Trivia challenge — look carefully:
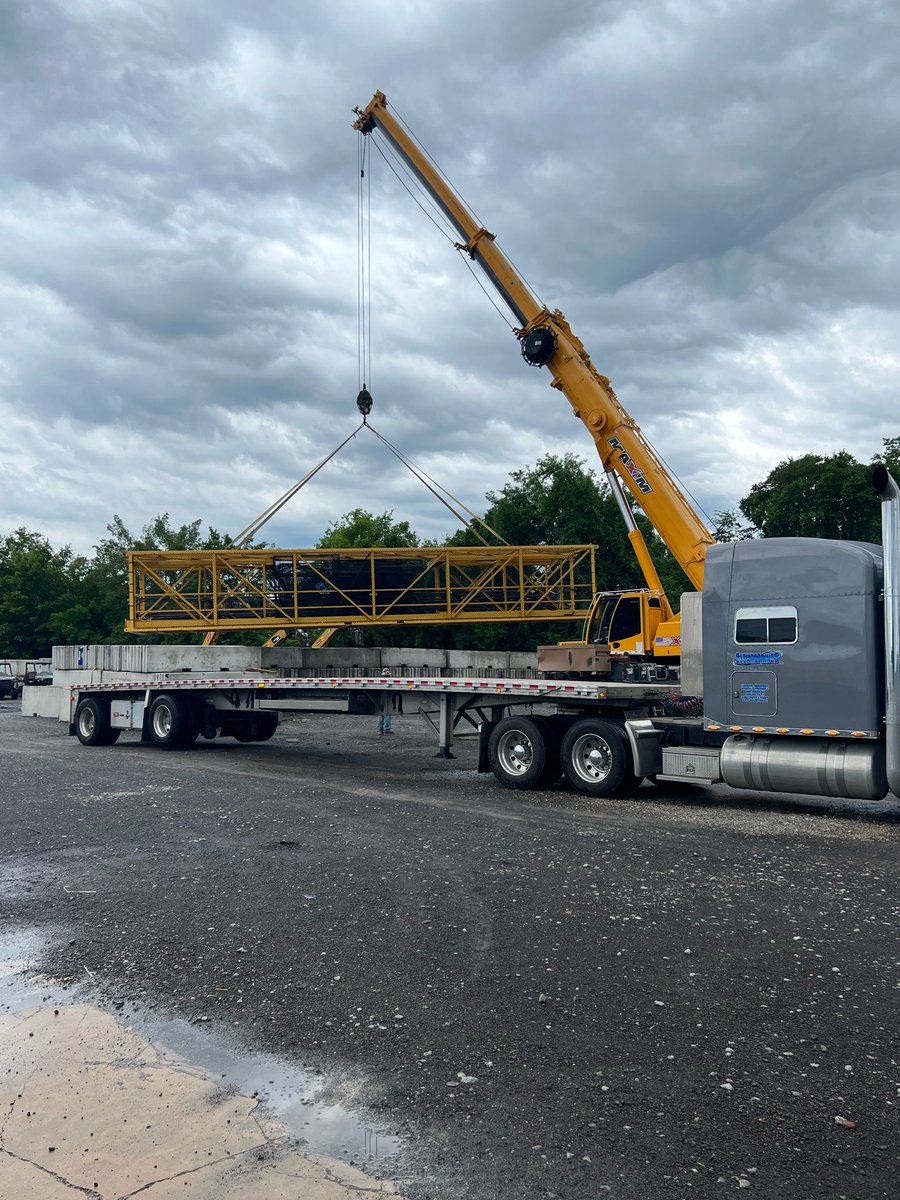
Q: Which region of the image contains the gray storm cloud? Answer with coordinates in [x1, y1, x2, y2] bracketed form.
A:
[1, 0, 898, 553]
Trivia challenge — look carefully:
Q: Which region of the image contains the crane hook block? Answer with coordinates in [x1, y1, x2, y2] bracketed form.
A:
[521, 326, 557, 368]
[356, 388, 373, 417]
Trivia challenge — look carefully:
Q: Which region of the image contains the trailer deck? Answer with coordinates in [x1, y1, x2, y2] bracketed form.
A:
[69, 673, 679, 757]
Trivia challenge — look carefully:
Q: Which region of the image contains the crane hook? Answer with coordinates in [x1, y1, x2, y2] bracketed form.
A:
[356, 388, 373, 423]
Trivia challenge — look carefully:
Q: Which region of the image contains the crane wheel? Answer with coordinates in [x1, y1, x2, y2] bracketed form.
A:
[520, 326, 557, 367]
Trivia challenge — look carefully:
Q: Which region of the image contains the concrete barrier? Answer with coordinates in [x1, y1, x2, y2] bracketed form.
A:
[21, 685, 69, 721]
[29, 643, 543, 724]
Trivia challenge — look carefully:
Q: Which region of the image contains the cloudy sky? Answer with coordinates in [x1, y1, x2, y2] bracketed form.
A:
[2, 0, 898, 557]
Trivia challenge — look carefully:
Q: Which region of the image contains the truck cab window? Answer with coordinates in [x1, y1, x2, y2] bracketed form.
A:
[734, 606, 798, 645]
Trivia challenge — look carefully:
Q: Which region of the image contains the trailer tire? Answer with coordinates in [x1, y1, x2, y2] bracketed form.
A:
[233, 712, 279, 742]
[252, 711, 279, 741]
[74, 698, 120, 747]
[560, 718, 632, 797]
[147, 694, 200, 750]
[489, 715, 560, 790]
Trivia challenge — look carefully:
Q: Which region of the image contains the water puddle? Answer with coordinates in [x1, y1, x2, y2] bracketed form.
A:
[127, 1010, 402, 1164]
[0, 927, 404, 1198]
[0, 926, 59, 1012]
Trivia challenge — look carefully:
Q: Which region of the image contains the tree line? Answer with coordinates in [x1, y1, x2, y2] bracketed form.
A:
[1, 439, 896, 657]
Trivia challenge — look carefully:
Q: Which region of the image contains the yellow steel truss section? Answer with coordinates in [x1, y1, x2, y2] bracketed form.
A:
[126, 545, 597, 634]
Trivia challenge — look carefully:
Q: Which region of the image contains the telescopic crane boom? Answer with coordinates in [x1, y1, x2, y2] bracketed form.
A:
[354, 92, 714, 637]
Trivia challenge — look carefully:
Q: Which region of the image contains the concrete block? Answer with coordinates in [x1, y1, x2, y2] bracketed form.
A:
[52, 644, 266, 674]
[380, 649, 448, 676]
[21, 685, 69, 721]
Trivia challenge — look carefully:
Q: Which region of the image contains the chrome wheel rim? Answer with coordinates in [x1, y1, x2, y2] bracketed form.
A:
[78, 707, 96, 738]
[569, 733, 613, 784]
[152, 704, 173, 739]
[496, 728, 535, 776]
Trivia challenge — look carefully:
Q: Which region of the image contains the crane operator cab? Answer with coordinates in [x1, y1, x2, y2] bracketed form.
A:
[537, 588, 680, 681]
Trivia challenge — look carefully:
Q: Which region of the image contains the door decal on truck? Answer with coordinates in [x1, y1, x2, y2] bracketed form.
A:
[739, 681, 771, 703]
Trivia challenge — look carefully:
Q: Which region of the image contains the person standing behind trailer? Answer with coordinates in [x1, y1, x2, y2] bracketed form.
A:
[378, 667, 395, 734]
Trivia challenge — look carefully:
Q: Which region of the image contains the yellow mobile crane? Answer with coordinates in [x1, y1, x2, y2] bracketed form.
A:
[354, 92, 715, 675]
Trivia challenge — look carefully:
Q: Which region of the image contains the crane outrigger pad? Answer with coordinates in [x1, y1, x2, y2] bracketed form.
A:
[125, 544, 597, 635]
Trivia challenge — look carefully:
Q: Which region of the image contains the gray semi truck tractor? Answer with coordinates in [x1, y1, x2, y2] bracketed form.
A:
[481, 466, 900, 803]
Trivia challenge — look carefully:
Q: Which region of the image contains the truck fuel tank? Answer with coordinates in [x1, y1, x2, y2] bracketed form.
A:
[720, 734, 888, 801]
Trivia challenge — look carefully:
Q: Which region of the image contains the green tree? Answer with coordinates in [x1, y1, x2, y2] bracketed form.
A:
[319, 455, 700, 652]
[449, 453, 629, 567]
[439, 454, 651, 651]
[0, 529, 86, 655]
[739, 451, 879, 541]
[316, 509, 419, 549]
[710, 508, 757, 542]
[85, 513, 238, 644]
[874, 436, 900, 478]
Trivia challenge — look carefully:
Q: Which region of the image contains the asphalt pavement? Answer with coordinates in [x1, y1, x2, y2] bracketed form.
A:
[1, 699, 899, 1199]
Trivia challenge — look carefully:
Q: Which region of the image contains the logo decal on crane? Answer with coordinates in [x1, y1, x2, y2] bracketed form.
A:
[608, 437, 653, 495]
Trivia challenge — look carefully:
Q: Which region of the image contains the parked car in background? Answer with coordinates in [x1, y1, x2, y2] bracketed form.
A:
[0, 662, 20, 700]
[24, 661, 53, 686]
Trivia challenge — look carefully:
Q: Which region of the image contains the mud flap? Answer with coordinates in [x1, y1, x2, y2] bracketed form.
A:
[478, 719, 498, 773]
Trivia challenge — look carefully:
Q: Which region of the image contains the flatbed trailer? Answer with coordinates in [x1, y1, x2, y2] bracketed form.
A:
[67, 672, 678, 784]
[67, 457, 900, 807]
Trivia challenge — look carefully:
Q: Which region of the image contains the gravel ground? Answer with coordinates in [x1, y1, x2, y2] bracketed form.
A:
[1, 698, 899, 1199]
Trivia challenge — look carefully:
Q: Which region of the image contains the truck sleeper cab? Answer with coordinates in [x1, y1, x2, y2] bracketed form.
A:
[485, 509, 897, 804]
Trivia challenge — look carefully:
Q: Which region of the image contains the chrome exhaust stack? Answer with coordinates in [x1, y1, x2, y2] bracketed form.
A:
[874, 464, 900, 798]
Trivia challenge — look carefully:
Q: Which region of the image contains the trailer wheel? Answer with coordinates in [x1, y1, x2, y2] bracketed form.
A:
[560, 718, 631, 797]
[253, 711, 279, 741]
[147, 694, 200, 750]
[489, 716, 560, 790]
[233, 712, 279, 742]
[74, 698, 120, 747]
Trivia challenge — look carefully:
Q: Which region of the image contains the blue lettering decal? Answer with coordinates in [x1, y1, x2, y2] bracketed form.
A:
[734, 652, 782, 666]
[739, 683, 770, 704]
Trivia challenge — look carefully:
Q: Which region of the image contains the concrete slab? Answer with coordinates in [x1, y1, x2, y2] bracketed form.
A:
[0, 1004, 401, 1200]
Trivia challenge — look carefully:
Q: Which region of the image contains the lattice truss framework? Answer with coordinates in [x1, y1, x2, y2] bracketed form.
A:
[126, 545, 598, 634]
